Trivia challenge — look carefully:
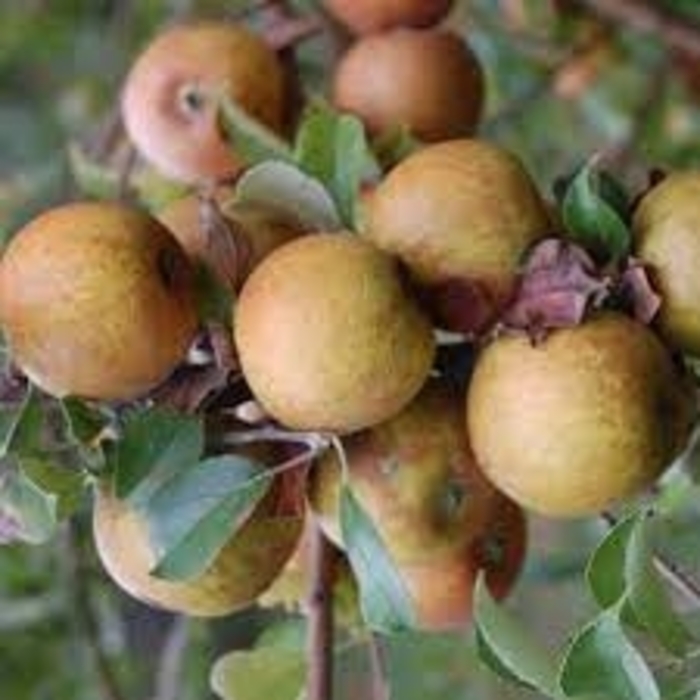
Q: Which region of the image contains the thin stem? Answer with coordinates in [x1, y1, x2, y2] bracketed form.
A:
[65, 524, 128, 700]
[151, 617, 190, 700]
[367, 633, 391, 700]
[220, 425, 332, 452]
[306, 519, 335, 700]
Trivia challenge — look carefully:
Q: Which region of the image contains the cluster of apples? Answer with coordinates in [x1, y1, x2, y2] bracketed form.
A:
[0, 0, 697, 634]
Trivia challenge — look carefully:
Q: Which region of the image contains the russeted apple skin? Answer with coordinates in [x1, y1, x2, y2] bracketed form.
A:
[308, 380, 517, 630]
[122, 22, 285, 184]
[93, 468, 304, 618]
[467, 313, 695, 518]
[0, 201, 198, 401]
[333, 29, 483, 142]
[322, 0, 453, 35]
[158, 193, 307, 289]
[633, 172, 700, 357]
[234, 233, 435, 433]
[365, 139, 551, 332]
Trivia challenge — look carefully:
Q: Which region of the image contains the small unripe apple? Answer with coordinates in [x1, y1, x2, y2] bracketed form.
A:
[633, 171, 700, 357]
[333, 28, 483, 142]
[467, 313, 695, 518]
[158, 191, 308, 290]
[322, 0, 454, 35]
[0, 201, 198, 401]
[366, 139, 551, 333]
[93, 465, 304, 617]
[234, 233, 435, 433]
[122, 22, 286, 184]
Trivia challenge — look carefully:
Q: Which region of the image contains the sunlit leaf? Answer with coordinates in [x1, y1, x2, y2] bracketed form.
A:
[0, 466, 56, 544]
[235, 160, 341, 233]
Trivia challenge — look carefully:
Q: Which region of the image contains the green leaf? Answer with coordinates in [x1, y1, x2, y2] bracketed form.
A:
[0, 387, 44, 458]
[587, 512, 693, 656]
[67, 142, 121, 200]
[210, 645, 305, 700]
[294, 103, 379, 227]
[559, 603, 661, 700]
[626, 518, 693, 656]
[586, 514, 637, 609]
[20, 456, 86, 520]
[219, 96, 293, 166]
[0, 466, 56, 544]
[109, 409, 203, 506]
[473, 574, 562, 697]
[561, 159, 631, 262]
[58, 397, 110, 471]
[147, 455, 273, 581]
[339, 485, 415, 632]
[193, 262, 234, 325]
[235, 160, 341, 233]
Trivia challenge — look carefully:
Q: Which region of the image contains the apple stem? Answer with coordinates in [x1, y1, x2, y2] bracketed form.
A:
[221, 425, 332, 453]
[306, 518, 335, 700]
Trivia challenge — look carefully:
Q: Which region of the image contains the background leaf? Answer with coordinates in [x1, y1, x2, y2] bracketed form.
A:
[0, 466, 56, 544]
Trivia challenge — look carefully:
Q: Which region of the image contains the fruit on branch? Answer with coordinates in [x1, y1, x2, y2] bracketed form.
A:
[158, 191, 307, 290]
[0, 201, 197, 401]
[366, 139, 551, 333]
[322, 0, 454, 35]
[308, 380, 514, 630]
[93, 462, 304, 617]
[333, 29, 484, 142]
[122, 22, 286, 184]
[633, 172, 700, 357]
[234, 233, 435, 433]
[467, 313, 695, 518]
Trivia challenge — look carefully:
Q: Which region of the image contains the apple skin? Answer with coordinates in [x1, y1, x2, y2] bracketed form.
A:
[467, 313, 695, 518]
[122, 22, 286, 184]
[93, 461, 304, 618]
[308, 379, 523, 630]
[633, 171, 700, 357]
[0, 201, 198, 401]
[322, 0, 454, 35]
[333, 29, 483, 143]
[365, 139, 551, 333]
[234, 233, 435, 434]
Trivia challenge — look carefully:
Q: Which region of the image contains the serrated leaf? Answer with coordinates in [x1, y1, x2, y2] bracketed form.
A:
[211, 645, 305, 700]
[219, 96, 293, 166]
[0, 387, 44, 458]
[473, 574, 562, 697]
[20, 456, 86, 520]
[339, 485, 415, 632]
[109, 409, 203, 506]
[235, 160, 341, 233]
[559, 604, 661, 700]
[67, 143, 121, 199]
[562, 160, 631, 263]
[147, 455, 273, 581]
[294, 104, 378, 227]
[0, 466, 56, 544]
